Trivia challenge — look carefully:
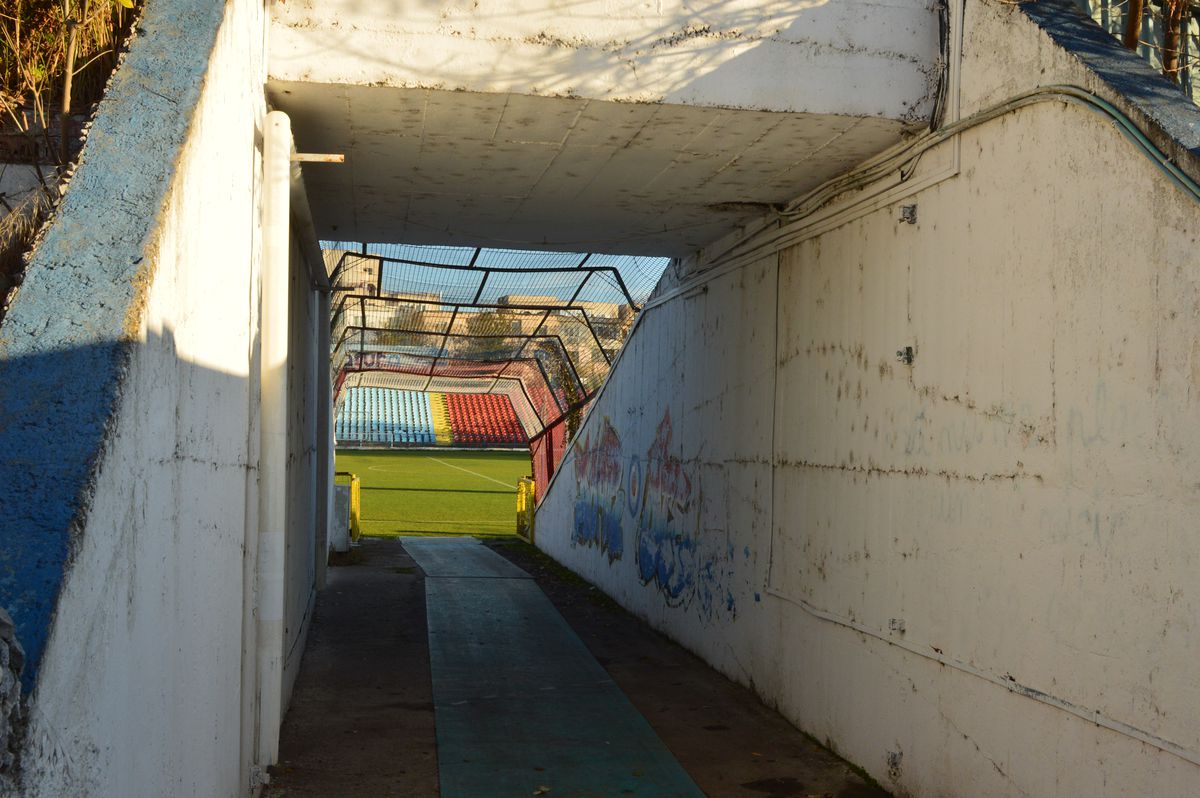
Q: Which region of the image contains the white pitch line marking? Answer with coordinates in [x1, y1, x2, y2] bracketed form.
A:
[424, 456, 515, 489]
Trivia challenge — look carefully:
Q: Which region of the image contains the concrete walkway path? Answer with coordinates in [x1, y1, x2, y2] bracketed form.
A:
[405, 537, 703, 797]
[268, 537, 886, 798]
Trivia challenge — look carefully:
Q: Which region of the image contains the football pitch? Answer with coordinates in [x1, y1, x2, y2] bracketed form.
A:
[335, 449, 533, 538]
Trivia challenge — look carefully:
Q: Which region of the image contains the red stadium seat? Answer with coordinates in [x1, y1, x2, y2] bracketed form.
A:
[444, 392, 528, 446]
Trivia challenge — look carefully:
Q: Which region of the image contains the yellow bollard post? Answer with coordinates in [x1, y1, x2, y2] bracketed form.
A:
[336, 471, 362, 543]
[516, 478, 536, 543]
[349, 474, 361, 541]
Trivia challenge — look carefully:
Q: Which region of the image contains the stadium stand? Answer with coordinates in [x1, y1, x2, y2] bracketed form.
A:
[335, 388, 527, 448]
[446, 393, 527, 447]
[335, 387, 435, 445]
[428, 392, 453, 446]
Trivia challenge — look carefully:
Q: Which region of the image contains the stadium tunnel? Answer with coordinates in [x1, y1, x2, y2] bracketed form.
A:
[321, 243, 670, 490]
[3, 0, 1200, 795]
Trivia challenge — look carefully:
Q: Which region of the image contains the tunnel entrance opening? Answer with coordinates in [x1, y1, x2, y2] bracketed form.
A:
[327, 242, 669, 538]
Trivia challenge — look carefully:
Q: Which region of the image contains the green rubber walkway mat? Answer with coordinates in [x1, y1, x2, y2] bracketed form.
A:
[402, 537, 530, 579]
[404, 538, 704, 798]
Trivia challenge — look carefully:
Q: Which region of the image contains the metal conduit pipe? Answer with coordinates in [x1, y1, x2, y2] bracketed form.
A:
[779, 84, 1200, 221]
[550, 82, 1200, 768]
[257, 109, 292, 767]
[664, 84, 1200, 310]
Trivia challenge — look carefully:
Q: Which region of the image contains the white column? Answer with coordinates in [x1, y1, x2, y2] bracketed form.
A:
[256, 109, 291, 766]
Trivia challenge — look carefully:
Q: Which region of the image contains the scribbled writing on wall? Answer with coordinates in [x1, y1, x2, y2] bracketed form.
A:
[569, 407, 737, 623]
[633, 409, 695, 603]
[632, 409, 736, 622]
[572, 417, 625, 561]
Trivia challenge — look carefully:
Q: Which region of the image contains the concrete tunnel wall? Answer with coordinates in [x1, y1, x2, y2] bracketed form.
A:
[534, 1, 1200, 795]
[283, 230, 320, 709]
[0, 0, 327, 794]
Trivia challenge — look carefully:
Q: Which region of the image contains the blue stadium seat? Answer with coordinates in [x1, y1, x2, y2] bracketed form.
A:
[334, 387, 439, 446]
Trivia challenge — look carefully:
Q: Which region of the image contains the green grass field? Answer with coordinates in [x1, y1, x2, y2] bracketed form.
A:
[335, 449, 532, 538]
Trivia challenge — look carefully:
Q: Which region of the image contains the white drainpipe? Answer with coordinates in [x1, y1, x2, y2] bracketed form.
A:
[257, 109, 291, 767]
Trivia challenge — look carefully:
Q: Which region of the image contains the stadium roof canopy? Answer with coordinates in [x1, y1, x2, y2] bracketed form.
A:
[327, 242, 670, 442]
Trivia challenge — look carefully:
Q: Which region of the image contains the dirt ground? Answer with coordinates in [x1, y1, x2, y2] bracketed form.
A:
[268, 537, 886, 798]
[267, 541, 439, 797]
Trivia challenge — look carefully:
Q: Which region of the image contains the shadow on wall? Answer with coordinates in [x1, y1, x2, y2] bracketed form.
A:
[275, 0, 938, 115]
[0, 326, 260, 770]
[1022, 0, 1200, 154]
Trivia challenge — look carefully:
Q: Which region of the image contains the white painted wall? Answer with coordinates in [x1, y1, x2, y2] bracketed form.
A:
[14, 1, 325, 795]
[270, 0, 939, 121]
[536, 2, 1200, 795]
[283, 231, 319, 707]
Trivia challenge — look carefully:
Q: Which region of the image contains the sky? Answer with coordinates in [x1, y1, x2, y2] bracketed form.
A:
[322, 241, 671, 306]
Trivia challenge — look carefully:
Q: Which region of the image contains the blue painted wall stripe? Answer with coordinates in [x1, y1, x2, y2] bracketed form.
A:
[0, 0, 228, 692]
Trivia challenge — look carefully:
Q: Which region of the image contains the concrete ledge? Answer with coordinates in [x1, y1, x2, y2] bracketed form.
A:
[0, 0, 227, 692]
[1019, 0, 1200, 181]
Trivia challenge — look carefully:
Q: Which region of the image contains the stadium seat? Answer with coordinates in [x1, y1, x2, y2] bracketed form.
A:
[335, 387, 439, 446]
[444, 392, 528, 447]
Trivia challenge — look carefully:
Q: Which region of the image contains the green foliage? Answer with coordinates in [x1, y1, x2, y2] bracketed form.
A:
[554, 353, 583, 442]
[1, 0, 135, 141]
[0, 0, 137, 319]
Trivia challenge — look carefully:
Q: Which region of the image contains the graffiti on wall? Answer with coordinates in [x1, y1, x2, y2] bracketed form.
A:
[572, 417, 625, 561]
[632, 409, 697, 603]
[571, 408, 737, 623]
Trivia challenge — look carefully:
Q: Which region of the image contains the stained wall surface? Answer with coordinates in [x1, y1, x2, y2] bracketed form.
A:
[534, 2, 1200, 795]
[0, 0, 325, 794]
[284, 231, 320, 707]
[269, 0, 938, 117]
[267, 0, 942, 255]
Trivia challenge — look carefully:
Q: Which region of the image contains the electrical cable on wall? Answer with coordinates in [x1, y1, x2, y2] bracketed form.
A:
[540, 81, 1200, 770]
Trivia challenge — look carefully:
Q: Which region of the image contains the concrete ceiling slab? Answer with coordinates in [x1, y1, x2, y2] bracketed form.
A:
[270, 0, 940, 120]
[568, 102, 659, 149]
[269, 82, 915, 255]
[266, 0, 940, 253]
